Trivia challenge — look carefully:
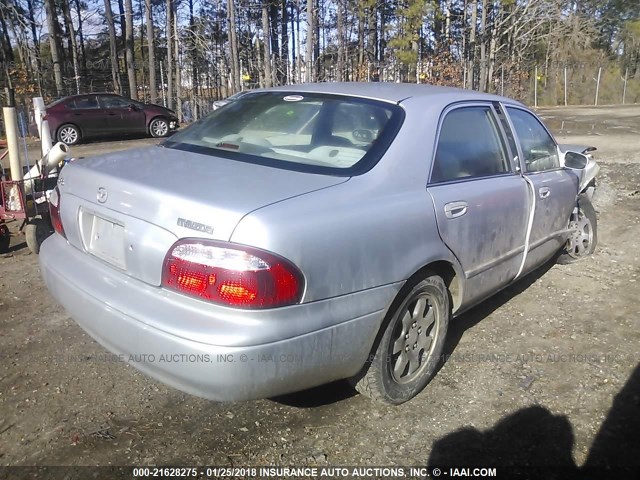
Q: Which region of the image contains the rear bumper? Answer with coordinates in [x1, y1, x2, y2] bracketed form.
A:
[40, 235, 397, 401]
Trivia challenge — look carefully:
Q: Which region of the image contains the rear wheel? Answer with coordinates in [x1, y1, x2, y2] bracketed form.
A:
[0, 224, 10, 253]
[25, 217, 52, 255]
[558, 194, 597, 264]
[149, 117, 170, 138]
[352, 273, 450, 404]
[57, 124, 81, 145]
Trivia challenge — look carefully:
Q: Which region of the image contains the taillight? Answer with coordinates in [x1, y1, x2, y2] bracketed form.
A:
[161, 240, 304, 309]
[49, 186, 66, 238]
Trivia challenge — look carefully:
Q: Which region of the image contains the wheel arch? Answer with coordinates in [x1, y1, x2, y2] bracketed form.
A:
[370, 259, 463, 359]
[404, 260, 462, 314]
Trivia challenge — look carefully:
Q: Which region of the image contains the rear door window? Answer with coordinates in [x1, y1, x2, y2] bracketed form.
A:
[431, 106, 511, 183]
[69, 96, 99, 110]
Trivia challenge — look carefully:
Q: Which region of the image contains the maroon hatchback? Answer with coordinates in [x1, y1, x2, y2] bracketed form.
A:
[45, 93, 179, 145]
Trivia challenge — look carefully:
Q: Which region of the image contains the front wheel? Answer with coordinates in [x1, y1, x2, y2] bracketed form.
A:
[352, 273, 450, 404]
[149, 118, 170, 138]
[557, 194, 598, 264]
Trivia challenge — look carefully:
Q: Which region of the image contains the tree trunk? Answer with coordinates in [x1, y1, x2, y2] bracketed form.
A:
[281, 0, 289, 84]
[0, 9, 13, 67]
[227, 0, 241, 92]
[296, 0, 302, 82]
[145, 0, 157, 102]
[262, 1, 273, 87]
[26, 0, 43, 92]
[337, 0, 344, 81]
[43, 0, 64, 96]
[305, 0, 314, 82]
[61, 0, 81, 94]
[479, 0, 488, 91]
[189, 0, 197, 118]
[269, 1, 279, 83]
[166, 0, 174, 109]
[124, 0, 137, 98]
[467, 0, 477, 89]
[104, 0, 121, 93]
[74, 0, 87, 79]
[357, 7, 365, 79]
[174, 7, 182, 121]
[118, 0, 128, 87]
[314, 0, 320, 80]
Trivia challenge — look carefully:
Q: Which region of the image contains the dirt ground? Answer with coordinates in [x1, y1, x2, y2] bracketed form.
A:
[1, 105, 639, 474]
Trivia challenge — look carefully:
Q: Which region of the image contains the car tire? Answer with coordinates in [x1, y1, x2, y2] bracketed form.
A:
[0, 223, 10, 253]
[149, 117, 170, 138]
[557, 193, 598, 264]
[351, 273, 450, 404]
[57, 124, 81, 145]
[25, 217, 52, 255]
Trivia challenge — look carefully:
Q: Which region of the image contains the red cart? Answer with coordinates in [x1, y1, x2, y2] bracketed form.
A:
[1, 176, 57, 254]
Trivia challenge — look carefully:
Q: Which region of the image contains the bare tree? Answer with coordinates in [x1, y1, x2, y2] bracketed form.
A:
[166, 0, 173, 109]
[61, 0, 81, 94]
[305, 0, 314, 82]
[43, 0, 64, 95]
[227, 0, 241, 92]
[262, 0, 273, 87]
[124, 0, 137, 98]
[145, 0, 157, 103]
[104, 0, 122, 94]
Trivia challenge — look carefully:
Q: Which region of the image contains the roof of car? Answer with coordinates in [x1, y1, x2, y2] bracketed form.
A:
[263, 82, 522, 105]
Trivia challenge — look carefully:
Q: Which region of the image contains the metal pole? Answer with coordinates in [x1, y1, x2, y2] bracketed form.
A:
[623, 67, 628, 105]
[2, 88, 23, 181]
[564, 66, 567, 106]
[595, 66, 602, 106]
[534, 66, 538, 108]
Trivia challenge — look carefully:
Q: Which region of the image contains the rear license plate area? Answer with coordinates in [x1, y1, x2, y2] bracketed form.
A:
[80, 209, 126, 269]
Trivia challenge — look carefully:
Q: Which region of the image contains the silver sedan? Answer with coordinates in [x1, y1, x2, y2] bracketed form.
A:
[40, 83, 599, 404]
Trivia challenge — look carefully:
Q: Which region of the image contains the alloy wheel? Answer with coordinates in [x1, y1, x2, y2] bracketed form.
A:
[389, 294, 440, 384]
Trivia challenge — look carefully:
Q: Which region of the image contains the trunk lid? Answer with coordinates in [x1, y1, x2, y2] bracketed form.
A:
[58, 146, 347, 285]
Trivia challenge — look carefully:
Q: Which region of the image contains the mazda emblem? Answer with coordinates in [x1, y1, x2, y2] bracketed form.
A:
[97, 187, 108, 203]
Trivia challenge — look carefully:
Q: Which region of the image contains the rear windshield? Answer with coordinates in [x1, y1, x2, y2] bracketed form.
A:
[164, 92, 404, 176]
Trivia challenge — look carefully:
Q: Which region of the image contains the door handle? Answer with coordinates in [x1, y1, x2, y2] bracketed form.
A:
[539, 186, 551, 199]
[444, 201, 468, 219]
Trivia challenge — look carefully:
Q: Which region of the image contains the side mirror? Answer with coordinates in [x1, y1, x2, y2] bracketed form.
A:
[564, 151, 589, 170]
[128, 103, 138, 111]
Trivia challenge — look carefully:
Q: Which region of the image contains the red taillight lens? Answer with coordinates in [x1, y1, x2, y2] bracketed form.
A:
[161, 240, 304, 309]
[49, 186, 66, 238]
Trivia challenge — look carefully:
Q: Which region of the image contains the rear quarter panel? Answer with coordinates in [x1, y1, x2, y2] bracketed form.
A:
[230, 99, 463, 304]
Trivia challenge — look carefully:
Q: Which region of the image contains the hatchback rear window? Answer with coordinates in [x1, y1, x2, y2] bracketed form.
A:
[164, 92, 404, 175]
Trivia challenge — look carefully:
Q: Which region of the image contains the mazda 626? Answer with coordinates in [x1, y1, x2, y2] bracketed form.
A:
[40, 83, 598, 404]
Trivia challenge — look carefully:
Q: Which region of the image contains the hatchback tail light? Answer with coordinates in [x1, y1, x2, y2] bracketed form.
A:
[161, 240, 304, 309]
[49, 186, 66, 238]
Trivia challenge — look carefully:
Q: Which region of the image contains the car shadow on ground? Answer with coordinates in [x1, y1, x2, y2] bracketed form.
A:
[272, 260, 558, 408]
[271, 380, 358, 408]
[427, 363, 640, 479]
